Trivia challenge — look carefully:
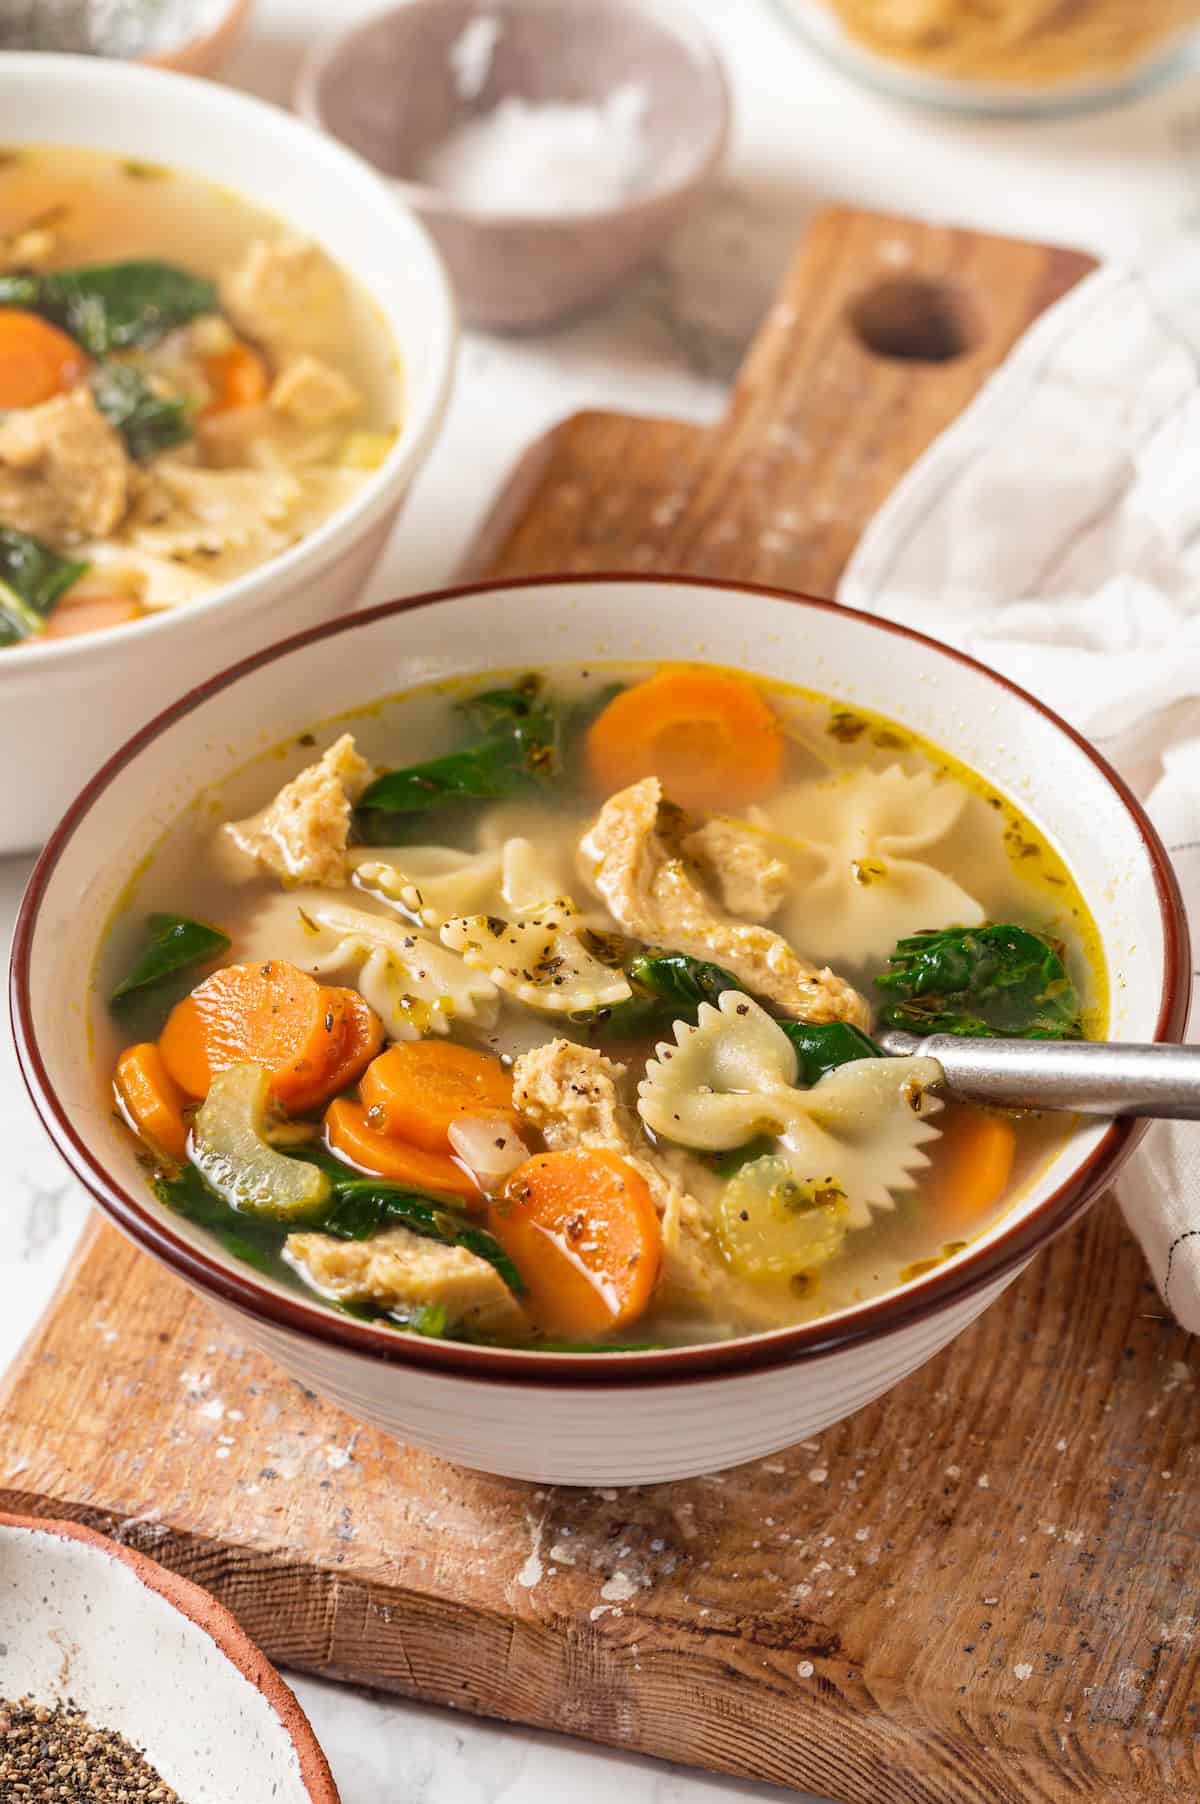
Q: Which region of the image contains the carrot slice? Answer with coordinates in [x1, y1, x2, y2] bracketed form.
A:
[202, 340, 269, 417]
[159, 960, 354, 1111]
[0, 309, 89, 409]
[488, 1150, 662, 1340]
[928, 1108, 1017, 1226]
[43, 595, 140, 640]
[325, 1098, 482, 1208]
[359, 1041, 516, 1154]
[585, 667, 785, 813]
[114, 1041, 189, 1163]
[306, 990, 385, 1109]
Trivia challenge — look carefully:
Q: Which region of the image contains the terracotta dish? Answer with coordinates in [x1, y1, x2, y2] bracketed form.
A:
[0, 1512, 338, 1801]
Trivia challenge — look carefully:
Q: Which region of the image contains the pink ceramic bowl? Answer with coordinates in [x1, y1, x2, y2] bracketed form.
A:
[0, 1513, 337, 1801]
[295, 0, 731, 328]
[11, 577, 1188, 1484]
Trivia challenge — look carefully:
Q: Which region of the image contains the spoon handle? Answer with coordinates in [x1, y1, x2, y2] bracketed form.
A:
[876, 1031, 1200, 1119]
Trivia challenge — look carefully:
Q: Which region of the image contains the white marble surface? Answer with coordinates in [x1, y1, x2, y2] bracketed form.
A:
[5, 1, 1200, 1796]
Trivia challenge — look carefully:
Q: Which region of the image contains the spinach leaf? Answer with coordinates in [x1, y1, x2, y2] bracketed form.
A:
[0, 260, 217, 355]
[779, 1019, 883, 1083]
[0, 526, 86, 645]
[580, 948, 744, 1039]
[356, 677, 562, 824]
[712, 1134, 777, 1179]
[875, 923, 1083, 1039]
[90, 362, 191, 461]
[111, 913, 230, 1006]
[313, 1173, 524, 1294]
[154, 1162, 281, 1276]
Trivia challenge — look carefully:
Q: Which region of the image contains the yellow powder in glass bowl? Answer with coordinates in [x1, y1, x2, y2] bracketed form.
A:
[819, 0, 1200, 88]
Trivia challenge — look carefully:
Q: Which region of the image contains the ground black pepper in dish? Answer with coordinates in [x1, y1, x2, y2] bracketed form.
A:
[0, 1696, 185, 1801]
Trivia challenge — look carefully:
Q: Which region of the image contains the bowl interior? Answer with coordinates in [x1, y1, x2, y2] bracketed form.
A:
[305, 0, 726, 206]
[16, 578, 1179, 1364]
[0, 1521, 325, 1802]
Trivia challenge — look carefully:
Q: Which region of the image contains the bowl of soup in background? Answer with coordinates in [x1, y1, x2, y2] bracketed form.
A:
[0, 54, 456, 854]
[11, 577, 1188, 1485]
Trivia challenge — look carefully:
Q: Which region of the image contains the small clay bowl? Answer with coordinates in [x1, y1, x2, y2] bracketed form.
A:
[295, 0, 731, 329]
[0, 1513, 339, 1802]
[1, 0, 251, 74]
[142, 0, 253, 76]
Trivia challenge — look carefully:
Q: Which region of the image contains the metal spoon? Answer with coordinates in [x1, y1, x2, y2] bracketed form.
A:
[876, 1030, 1200, 1120]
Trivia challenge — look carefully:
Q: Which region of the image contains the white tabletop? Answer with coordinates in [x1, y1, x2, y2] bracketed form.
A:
[4, 3, 1200, 1798]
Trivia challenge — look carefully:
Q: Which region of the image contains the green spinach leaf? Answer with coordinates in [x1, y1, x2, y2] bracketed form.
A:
[90, 362, 191, 461]
[579, 948, 744, 1039]
[0, 526, 87, 646]
[355, 677, 562, 824]
[875, 923, 1083, 1039]
[779, 1019, 883, 1083]
[111, 913, 230, 1006]
[313, 1173, 524, 1294]
[154, 1162, 281, 1276]
[0, 260, 216, 355]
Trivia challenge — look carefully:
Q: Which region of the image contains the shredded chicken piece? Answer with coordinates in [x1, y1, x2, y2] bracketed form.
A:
[269, 355, 361, 428]
[0, 386, 130, 544]
[513, 1040, 631, 1153]
[224, 734, 370, 888]
[682, 817, 791, 922]
[222, 236, 347, 360]
[579, 778, 870, 1027]
[285, 1224, 528, 1338]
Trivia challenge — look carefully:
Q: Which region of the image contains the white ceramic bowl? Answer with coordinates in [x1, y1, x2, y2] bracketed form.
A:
[11, 577, 1188, 1485]
[0, 53, 456, 854]
[0, 1512, 338, 1801]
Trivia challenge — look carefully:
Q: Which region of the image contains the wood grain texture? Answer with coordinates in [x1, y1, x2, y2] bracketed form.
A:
[5, 207, 1194, 1802]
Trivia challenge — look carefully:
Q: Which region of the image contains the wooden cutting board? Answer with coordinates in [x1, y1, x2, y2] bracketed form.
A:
[4, 208, 1197, 1804]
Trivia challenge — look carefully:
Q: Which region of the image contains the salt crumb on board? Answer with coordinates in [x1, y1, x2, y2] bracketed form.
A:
[416, 82, 650, 217]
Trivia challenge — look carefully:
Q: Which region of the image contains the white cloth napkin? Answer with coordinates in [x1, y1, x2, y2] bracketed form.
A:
[840, 241, 1200, 1332]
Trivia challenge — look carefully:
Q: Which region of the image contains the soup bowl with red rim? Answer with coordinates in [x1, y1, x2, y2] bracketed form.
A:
[11, 576, 1188, 1485]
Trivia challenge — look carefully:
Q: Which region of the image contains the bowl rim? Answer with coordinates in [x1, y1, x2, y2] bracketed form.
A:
[0, 52, 457, 671]
[0, 1510, 339, 1802]
[10, 574, 1190, 1389]
[294, 0, 733, 231]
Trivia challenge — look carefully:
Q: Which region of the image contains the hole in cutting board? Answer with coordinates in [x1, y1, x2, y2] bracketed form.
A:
[848, 278, 975, 364]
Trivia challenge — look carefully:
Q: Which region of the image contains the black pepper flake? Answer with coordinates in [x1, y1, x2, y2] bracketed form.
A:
[0, 1696, 186, 1801]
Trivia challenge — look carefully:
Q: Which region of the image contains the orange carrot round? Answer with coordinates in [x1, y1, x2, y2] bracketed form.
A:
[325, 1098, 482, 1207]
[159, 960, 363, 1112]
[202, 340, 269, 417]
[359, 1041, 516, 1154]
[0, 309, 89, 409]
[488, 1150, 662, 1340]
[295, 991, 384, 1114]
[114, 1041, 189, 1163]
[928, 1107, 1017, 1226]
[586, 667, 785, 813]
[43, 595, 140, 640]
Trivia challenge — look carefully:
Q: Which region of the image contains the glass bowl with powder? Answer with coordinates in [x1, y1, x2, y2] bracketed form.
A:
[769, 0, 1200, 116]
[295, 0, 731, 328]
